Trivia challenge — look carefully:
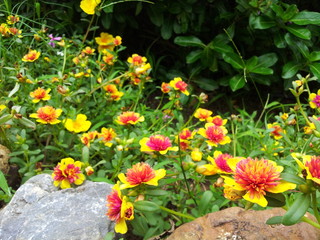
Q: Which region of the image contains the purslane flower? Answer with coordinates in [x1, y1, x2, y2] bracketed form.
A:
[64, 114, 92, 133]
[118, 162, 166, 189]
[99, 127, 117, 147]
[30, 105, 62, 124]
[292, 153, 320, 184]
[207, 151, 242, 174]
[52, 157, 86, 189]
[206, 115, 228, 126]
[48, 34, 62, 47]
[194, 108, 213, 121]
[80, 131, 99, 147]
[106, 182, 134, 234]
[309, 89, 320, 109]
[29, 87, 51, 103]
[22, 49, 40, 62]
[169, 77, 189, 96]
[267, 122, 286, 140]
[140, 135, 178, 155]
[198, 123, 231, 147]
[80, 0, 101, 15]
[222, 158, 296, 207]
[115, 111, 145, 125]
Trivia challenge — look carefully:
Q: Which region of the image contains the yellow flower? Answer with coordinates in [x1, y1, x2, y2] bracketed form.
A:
[191, 148, 202, 162]
[64, 114, 92, 133]
[292, 153, 320, 185]
[80, 0, 101, 15]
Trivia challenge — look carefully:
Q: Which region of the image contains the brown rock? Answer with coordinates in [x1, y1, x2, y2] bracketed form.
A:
[0, 144, 10, 174]
[166, 207, 320, 240]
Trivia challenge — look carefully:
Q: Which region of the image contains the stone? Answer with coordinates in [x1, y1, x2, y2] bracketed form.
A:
[0, 174, 115, 240]
[0, 144, 10, 174]
[166, 206, 320, 240]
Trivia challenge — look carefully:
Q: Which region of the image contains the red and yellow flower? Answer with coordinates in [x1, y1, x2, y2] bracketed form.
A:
[267, 122, 285, 140]
[22, 49, 41, 62]
[118, 162, 166, 189]
[64, 114, 92, 133]
[106, 182, 134, 234]
[52, 157, 86, 189]
[292, 153, 320, 184]
[29, 87, 51, 103]
[309, 90, 320, 109]
[169, 77, 189, 96]
[194, 108, 213, 121]
[161, 82, 171, 93]
[222, 158, 296, 207]
[82, 46, 95, 55]
[140, 135, 178, 155]
[95, 32, 116, 52]
[30, 105, 62, 125]
[207, 115, 228, 126]
[198, 123, 231, 147]
[127, 54, 147, 66]
[207, 151, 243, 174]
[80, 131, 99, 147]
[99, 127, 117, 147]
[115, 111, 145, 125]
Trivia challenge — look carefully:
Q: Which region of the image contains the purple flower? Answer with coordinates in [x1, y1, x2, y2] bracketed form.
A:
[48, 34, 62, 48]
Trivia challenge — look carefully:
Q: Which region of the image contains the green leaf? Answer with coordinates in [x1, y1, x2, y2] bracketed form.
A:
[280, 172, 306, 185]
[308, 51, 320, 62]
[282, 4, 298, 22]
[0, 114, 12, 125]
[199, 191, 213, 215]
[265, 192, 286, 207]
[222, 53, 245, 70]
[161, 18, 172, 40]
[245, 56, 258, 70]
[145, 189, 168, 196]
[257, 53, 278, 68]
[186, 50, 202, 64]
[201, 46, 216, 69]
[282, 193, 311, 226]
[295, 41, 309, 58]
[82, 146, 90, 163]
[286, 25, 311, 40]
[250, 67, 273, 75]
[0, 171, 11, 196]
[310, 63, 320, 79]
[249, 14, 276, 29]
[266, 216, 283, 225]
[193, 78, 219, 91]
[282, 61, 301, 79]
[174, 36, 204, 47]
[18, 117, 36, 129]
[8, 83, 20, 97]
[134, 200, 160, 212]
[229, 74, 246, 91]
[291, 11, 320, 25]
[147, 6, 163, 27]
[209, 35, 233, 53]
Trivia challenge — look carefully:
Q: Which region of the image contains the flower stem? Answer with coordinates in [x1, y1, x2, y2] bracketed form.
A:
[82, 14, 95, 44]
[158, 205, 195, 220]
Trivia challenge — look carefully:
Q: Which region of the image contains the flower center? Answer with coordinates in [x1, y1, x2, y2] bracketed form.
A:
[206, 126, 224, 143]
[215, 154, 232, 173]
[306, 157, 320, 179]
[107, 190, 122, 221]
[38, 107, 56, 122]
[313, 95, 320, 108]
[126, 163, 156, 185]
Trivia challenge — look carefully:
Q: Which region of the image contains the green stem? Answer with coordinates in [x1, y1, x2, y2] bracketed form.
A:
[295, 95, 310, 124]
[301, 215, 320, 229]
[158, 206, 195, 220]
[312, 192, 320, 223]
[181, 99, 201, 130]
[82, 14, 95, 44]
[61, 46, 67, 75]
[89, 72, 128, 95]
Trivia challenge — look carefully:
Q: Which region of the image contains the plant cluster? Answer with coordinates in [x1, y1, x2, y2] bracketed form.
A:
[2, 1, 320, 240]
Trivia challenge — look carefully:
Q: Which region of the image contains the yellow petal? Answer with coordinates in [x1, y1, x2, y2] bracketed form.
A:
[267, 181, 296, 193]
[243, 192, 267, 207]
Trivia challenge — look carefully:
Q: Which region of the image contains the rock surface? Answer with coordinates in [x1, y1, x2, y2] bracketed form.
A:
[166, 207, 320, 240]
[0, 174, 114, 240]
[0, 144, 10, 174]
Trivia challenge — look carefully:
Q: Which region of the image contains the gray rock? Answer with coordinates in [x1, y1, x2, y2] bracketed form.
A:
[0, 174, 115, 240]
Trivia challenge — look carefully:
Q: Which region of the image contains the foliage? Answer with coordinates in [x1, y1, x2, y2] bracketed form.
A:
[2, 2, 320, 240]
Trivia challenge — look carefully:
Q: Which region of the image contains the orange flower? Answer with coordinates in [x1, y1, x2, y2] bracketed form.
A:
[198, 123, 231, 147]
[127, 54, 147, 66]
[161, 82, 170, 93]
[95, 32, 115, 52]
[114, 36, 122, 46]
[30, 105, 62, 124]
[140, 135, 178, 155]
[118, 162, 166, 189]
[99, 127, 117, 147]
[29, 87, 51, 103]
[82, 46, 95, 55]
[194, 108, 213, 121]
[222, 158, 296, 207]
[22, 49, 41, 62]
[81, 131, 99, 147]
[169, 77, 189, 96]
[115, 111, 145, 125]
